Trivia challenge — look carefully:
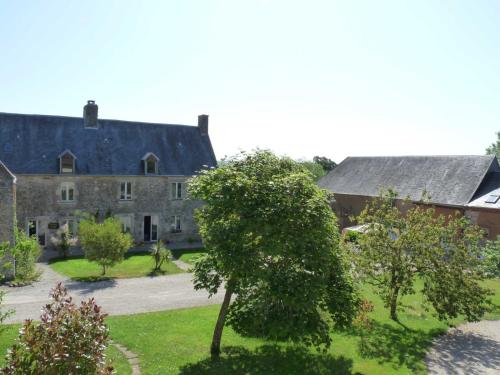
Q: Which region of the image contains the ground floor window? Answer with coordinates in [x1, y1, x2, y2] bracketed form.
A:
[171, 216, 182, 233]
[117, 215, 133, 234]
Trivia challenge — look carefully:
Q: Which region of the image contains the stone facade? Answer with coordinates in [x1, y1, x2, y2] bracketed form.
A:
[15, 174, 202, 246]
[0, 164, 15, 245]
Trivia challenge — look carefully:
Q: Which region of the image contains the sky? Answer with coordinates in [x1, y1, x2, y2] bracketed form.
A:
[0, 0, 499, 163]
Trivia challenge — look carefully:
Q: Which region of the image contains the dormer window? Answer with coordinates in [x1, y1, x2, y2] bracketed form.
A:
[58, 150, 76, 174]
[142, 152, 159, 175]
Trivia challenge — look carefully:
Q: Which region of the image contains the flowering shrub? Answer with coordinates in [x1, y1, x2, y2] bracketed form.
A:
[1, 283, 114, 374]
[50, 223, 77, 259]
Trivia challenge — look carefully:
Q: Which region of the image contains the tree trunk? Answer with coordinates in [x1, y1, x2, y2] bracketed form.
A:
[390, 286, 400, 321]
[102, 264, 106, 276]
[210, 279, 235, 360]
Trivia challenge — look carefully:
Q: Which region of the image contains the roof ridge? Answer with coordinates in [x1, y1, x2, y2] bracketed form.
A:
[0, 111, 197, 128]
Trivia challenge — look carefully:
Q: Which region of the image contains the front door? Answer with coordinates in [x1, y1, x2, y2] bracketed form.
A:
[143, 216, 158, 242]
[144, 216, 151, 242]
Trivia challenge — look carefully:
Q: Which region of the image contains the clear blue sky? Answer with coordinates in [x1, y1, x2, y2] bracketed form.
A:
[1, 0, 499, 162]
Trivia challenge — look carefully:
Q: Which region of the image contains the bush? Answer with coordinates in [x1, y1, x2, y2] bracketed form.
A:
[482, 237, 500, 278]
[79, 217, 133, 275]
[150, 240, 172, 272]
[11, 231, 41, 283]
[50, 223, 77, 259]
[1, 283, 114, 374]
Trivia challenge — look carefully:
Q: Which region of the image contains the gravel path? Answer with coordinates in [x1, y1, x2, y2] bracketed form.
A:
[1, 262, 223, 323]
[425, 320, 500, 375]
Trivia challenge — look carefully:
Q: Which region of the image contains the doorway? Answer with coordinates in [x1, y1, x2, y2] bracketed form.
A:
[143, 215, 158, 242]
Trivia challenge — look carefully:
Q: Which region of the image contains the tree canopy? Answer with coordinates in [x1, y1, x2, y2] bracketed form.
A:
[79, 217, 133, 275]
[189, 150, 359, 358]
[353, 190, 491, 321]
[486, 131, 500, 158]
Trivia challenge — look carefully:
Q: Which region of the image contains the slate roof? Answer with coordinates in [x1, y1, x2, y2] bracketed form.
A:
[318, 156, 499, 207]
[0, 112, 217, 176]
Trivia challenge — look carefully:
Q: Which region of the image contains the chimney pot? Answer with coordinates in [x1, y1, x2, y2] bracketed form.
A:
[198, 114, 209, 136]
[83, 100, 98, 128]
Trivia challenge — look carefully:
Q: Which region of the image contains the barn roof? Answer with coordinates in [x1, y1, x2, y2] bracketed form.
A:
[318, 155, 499, 206]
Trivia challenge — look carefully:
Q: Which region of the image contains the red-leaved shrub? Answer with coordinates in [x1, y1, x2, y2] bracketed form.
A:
[1, 283, 114, 374]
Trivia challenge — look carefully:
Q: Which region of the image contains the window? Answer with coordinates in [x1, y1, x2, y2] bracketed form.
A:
[61, 219, 77, 236]
[120, 182, 132, 200]
[485, 194, 500, 204]
[58, 150, 76, 174]
[171, 182, 183, 200]
[61, 183, 74, 202]
[142, 153, 159, 175]
[171, 216, 182, 233]
[117, 215, 133, 234]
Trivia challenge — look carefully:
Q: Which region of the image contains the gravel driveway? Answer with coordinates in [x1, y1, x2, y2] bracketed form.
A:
[1, 263, 224, 323]
[425, 320, 500, 374]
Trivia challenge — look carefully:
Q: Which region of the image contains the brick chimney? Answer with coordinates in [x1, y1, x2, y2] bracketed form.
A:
[198, 114, 209, 136]
[83, 100, 98, 128]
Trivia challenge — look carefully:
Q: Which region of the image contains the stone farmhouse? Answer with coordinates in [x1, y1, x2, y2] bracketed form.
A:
[319, 155, 500, 239]
[0, 101, 217, 248]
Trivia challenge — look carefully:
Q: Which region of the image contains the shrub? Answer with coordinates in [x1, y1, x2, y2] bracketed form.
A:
[482, 237, 500, 278]
[150, 240, 172, 272]
[1, 283, 114, 374]
[50, 223, 77, 259]
[79, 217, 133, 275]
[12, 230, 41, 283]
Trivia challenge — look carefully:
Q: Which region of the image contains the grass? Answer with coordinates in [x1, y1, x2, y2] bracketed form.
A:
[105, 278, 500, 375]
[49, 253, 183, 281]
[171, 248, 206, 265]
[0, 325, 132, 374]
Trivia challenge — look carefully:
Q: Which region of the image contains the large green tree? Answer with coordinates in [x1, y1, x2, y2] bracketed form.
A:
[486, 131, 500, 158]
[354, 190, 491, 321]
[189, 150, 359, 359]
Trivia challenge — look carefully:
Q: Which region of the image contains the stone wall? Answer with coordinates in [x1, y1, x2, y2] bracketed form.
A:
[15, 174, 203, 246]
[0, 167, 15, 245]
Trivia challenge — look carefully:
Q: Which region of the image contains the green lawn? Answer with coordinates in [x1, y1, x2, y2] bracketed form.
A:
[49, 253, 184, 281]
[171, 248, 206, 265]
[105, 278, 500, 375]
[1, 278, 498, 374]
[0, 325, 131, 374]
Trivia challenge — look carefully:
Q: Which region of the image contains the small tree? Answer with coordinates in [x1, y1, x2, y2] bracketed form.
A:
[150, 241, 172, 272]
[189, 150, 359, 359]
[50, 223, 77, 259]
[485, 131, 500, 158]
[355, 190, 491, 321]
[11, 230, 41, 283]
[313, 156, 337, 172]
[1, 283, 114, 374]
[79, 217, 133, 275]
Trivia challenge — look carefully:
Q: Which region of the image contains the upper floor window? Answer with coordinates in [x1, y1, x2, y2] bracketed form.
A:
[171, 182, 183, 200]
[61, 183, 74, 202]
[142, 152, 159, 175]
[58, 150, 76, 174]
[120, 182, 132, 200]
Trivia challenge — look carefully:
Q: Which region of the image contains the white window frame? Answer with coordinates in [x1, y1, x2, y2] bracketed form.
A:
[61, 218, 77, 236]
[60, 183, 74, 202]
[26, 219, 38, 239]
[120, 181, 132, 200]
[58, 150, 76, 174]
[171, 182, 183, 200]
[171, 215, 182, 233]
[117, 215, 133, 234]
